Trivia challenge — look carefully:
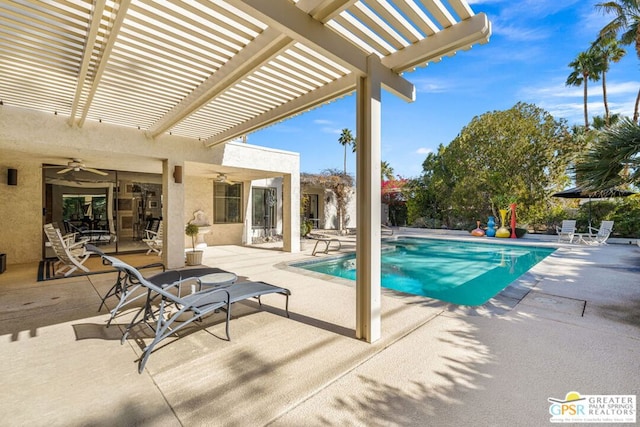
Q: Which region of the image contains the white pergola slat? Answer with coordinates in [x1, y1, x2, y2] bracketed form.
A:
[0, 0, 489, 143]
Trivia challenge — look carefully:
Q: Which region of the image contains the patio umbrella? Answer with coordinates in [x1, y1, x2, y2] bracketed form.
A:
[552, 186, 635, 228]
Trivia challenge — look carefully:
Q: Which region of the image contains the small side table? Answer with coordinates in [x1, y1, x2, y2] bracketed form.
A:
[196, 272, 238, 291]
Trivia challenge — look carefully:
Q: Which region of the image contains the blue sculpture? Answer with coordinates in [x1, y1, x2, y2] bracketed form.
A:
[486, 216, 496, 237]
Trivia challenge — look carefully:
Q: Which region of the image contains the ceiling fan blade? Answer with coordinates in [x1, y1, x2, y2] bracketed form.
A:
[56, 168, 72, 174]
[83, 167, 108, 176]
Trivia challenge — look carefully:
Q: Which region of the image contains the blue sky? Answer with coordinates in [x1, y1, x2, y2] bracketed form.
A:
[247, 0, 639, 178]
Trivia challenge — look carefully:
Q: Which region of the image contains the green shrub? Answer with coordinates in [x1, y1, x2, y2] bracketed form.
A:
[608, 195, 640, 237]
[300, 219, 313, 237]
[185, 223, 199, 251]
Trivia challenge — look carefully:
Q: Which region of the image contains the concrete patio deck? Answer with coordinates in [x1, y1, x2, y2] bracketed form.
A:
[1, 229, 638, 426]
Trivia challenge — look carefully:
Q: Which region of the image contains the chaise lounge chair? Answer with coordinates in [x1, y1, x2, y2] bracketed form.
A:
[307, 233, 342, 256]
[44, 223, 91, 276]
[104, 255, 231, 373]
[101, 255, 291, 373]
[578, 220, 614, 246]
[555, 220, 577, 243]
[87, 245, 227, 326]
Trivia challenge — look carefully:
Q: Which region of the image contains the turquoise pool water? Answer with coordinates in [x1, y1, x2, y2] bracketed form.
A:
[296, 237, 555, 306]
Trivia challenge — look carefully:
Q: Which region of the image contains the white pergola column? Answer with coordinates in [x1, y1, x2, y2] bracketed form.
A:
[355, 56, 382, 343]
[163, 160, 186, 269]
[282, 172, 300, 252]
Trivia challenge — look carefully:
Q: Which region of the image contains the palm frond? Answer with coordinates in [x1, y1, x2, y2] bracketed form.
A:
[575, 118, 640, 189]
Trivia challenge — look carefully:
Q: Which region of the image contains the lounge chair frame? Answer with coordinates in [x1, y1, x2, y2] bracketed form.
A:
[103, 256, 232, 373]
[101, 255, 291, 373]
[89, 245, 231, 327]
[309, 234, 342, 256]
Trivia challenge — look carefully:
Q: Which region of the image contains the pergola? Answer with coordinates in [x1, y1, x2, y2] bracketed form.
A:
[0, 0, 491, 342]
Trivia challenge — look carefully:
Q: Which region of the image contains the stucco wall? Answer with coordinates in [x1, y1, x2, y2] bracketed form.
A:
[0, 159, 43, 264]
[183, 175, 243, 247]
[314, 187, 357, 230]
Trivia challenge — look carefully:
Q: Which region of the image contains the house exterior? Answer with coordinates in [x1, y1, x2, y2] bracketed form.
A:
[1, 107, 300, 268]
[301, 179, 357, 231]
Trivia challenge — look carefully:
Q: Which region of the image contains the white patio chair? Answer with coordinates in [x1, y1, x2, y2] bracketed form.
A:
[578, 221, 614, 246]
[43, 223, 91, 276]
[142, 222, 163, 256]
[555, 220, 576, 243]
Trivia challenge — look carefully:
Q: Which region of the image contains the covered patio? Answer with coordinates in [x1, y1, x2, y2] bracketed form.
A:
[1, 230, 638, 425]
[0, 1, 490, 342]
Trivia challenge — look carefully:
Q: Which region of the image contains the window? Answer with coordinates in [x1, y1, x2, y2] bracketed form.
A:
[252, 187, 277, 229]
[214, 182, 243, 223]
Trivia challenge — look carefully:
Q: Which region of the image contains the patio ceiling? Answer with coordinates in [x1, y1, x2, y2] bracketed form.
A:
[0, 0, 490, 147]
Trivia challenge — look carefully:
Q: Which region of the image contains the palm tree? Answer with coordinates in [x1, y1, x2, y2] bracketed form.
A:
[592, 113, 622, 129]
[566, 50, 602, 130]
[575, 118, 640, 189]
[596, 0, 640, 121]
[381, 161, 394, 180]
[338, 128, 355, 175]
[597, 0, 640, 57]
[590, 39, 626, 126]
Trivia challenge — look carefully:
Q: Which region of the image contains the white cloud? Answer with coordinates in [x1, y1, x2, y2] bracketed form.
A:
[493, 0, 580, 20]
[603, 81, 640, 95]
[411, 78, 450, 93]
[416, 147, 434, 155]
[519, 75, 639, 125]
[313, 119, 332, 125]
[493, 24, 550, 42]
[322, 127, 342, 135]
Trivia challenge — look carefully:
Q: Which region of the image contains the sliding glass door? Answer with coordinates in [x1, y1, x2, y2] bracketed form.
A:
[43, 167, 162, 255]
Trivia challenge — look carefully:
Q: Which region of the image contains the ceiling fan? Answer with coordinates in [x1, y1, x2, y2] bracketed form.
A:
[45, 158, 108, 176]
[215, 173, 235, 184]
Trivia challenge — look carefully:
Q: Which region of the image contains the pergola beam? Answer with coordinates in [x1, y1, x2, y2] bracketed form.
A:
[77, 0, 131, 127]
[296, 0, 357, 22]
[384, 13, 491, 73]
[67, 0, 105, 127]
[227, 0, 414, 102]
[148, 28, 293, 138]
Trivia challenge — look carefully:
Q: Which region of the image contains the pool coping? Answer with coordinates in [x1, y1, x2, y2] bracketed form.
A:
[278, 233, 572, 317]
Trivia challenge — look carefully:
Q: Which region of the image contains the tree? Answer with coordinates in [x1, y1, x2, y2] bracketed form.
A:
[420, 102, 580, 228]
[303, 169, 354, 234]
[596, 0, 640, 121]
[592, 113, 622, 129]
[404, 149, 449, 227]
[575, 117, 640, 189]
[381, 161, 394, 180]
[597, 0, 640, 58]
[591, 39, 626, 126]
[338, 128, 355, 174]
[382, 176, 407, 226]
[566, 50, 602, 130]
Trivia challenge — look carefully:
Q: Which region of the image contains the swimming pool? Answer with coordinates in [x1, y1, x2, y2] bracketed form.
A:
[295, 237, 555, 306]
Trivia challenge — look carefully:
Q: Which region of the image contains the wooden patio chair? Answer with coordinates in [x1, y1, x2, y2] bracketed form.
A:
[578, 221, 614, 245]
[555, 220, 576, 243]
[43, 223, 91, 277]
[142, 221, 163, 256]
